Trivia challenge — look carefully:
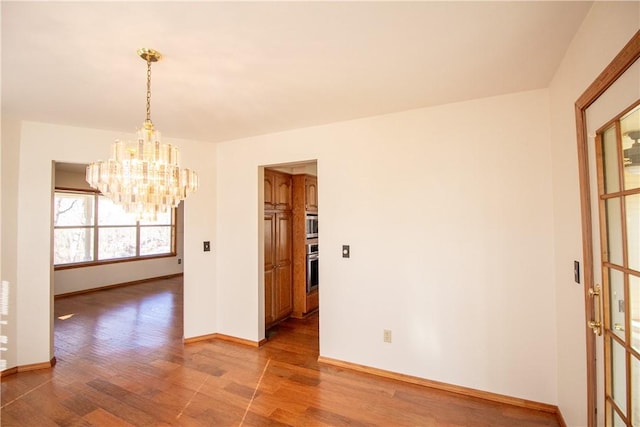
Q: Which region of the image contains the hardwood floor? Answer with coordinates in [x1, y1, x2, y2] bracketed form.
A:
[1, 277, 561, 426]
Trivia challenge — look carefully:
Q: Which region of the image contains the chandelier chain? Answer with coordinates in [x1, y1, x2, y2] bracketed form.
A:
[146, 58, 152, 124]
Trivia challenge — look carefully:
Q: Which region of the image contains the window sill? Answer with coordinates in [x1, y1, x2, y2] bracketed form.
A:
[54, 253, 177, 270]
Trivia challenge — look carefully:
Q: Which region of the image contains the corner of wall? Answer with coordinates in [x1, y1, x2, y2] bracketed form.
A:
[1, 117, 22, 371]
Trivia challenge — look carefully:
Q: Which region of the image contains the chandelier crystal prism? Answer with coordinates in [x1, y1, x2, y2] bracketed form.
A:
[86, 48, 198, 221]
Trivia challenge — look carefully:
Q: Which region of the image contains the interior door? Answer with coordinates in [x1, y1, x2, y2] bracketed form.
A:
[578, 32, 640, 426]
[592, 104, 640, 426]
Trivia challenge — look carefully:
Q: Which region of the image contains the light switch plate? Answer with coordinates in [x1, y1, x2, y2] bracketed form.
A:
[342, 245, 350, 258]
[203, 241, 210, 252]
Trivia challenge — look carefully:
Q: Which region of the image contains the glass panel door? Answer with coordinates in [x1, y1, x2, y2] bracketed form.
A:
[596, 104, 640, 426]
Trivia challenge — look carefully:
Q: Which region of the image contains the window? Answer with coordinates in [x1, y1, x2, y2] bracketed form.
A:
[54, 189, 176, 267]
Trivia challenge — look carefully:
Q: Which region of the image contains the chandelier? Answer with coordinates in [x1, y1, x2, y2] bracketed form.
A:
[86, 48, 198, 221]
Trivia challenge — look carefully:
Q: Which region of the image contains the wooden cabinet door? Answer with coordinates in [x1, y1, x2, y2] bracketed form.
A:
[275, 212, 293, 319]
[264, 211, 293, 326]
[275, 264, 292, 320]
[305, 176, 318, 212]
[264, 170, 275, 211]
[264, 213, 276, 327]
[274, 173, 292, 211]
[275, 211, 293, 265]
[264, 213, 275, 269]
[264, 268, 275, 326]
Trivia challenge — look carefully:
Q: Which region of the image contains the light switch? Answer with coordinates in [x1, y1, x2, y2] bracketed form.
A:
[342, 245, 350, 258]
[203, 241, 210, 252]
[574, 261, 580, 284]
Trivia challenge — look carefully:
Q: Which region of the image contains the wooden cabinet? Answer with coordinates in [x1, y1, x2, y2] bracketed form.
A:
[305, 176, 318, 212]
[264, 168, 293, 329]
[291, 174, 319, 318]
[264, 169, 292, 211]
[265, 211, 293, 328]
[274, 211, 293, 319]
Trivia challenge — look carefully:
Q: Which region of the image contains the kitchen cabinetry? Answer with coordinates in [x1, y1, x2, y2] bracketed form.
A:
[305, 176, 318, 212]
[264, 169, 293, 329]
[264, 211, 293, 326]
[264, 169, 292, 211]
[292, 174, 319, 318]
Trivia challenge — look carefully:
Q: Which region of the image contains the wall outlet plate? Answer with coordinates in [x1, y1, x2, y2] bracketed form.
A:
[383, 329, 392, 343]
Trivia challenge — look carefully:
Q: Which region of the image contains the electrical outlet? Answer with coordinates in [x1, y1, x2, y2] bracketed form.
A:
[383, 329, 392, 343]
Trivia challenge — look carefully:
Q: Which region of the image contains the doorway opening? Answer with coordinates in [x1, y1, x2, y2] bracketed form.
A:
[52, 161, 185, 362]
[261, 160, 319, 341]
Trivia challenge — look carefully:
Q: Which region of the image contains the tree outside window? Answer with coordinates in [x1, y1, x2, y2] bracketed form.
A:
[54, 190, 176, 267]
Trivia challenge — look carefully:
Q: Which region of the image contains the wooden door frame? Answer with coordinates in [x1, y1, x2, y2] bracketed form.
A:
[575, 30, 640, 427]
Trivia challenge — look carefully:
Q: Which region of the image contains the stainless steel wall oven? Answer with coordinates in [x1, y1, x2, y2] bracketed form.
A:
[306, 242, 319, 292]
[305, 214, 318, 239]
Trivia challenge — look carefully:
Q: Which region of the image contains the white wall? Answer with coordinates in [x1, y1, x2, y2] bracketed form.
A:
[11, 121, 215, 366]
[548, 3, 640, 426]
[215, 89, 557, 404]
[1, 117, 21, 370]
[180, 137, 217, 341]
[52, 166, 185, 296]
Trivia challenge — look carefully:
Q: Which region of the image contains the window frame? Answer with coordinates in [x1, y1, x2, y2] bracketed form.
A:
[53, 187, 177, 270]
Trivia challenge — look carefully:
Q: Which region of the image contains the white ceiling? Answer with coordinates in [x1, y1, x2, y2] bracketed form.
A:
[2, 1, 592, 143]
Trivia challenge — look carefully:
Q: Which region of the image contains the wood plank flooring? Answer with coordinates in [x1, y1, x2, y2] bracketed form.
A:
[1, 277, 561, 426]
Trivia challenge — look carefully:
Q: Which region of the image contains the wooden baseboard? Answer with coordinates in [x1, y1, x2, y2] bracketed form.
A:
[556, 408, 568, 427]
[290, 308, 318, 320]
[1, 357, 56, 378]
[184, 332, 265, 347]
[55, 274, 183, 298]
[0, 366, 18, 378]
[317, 356, 563, 419]
[183, 332, 217, 344]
